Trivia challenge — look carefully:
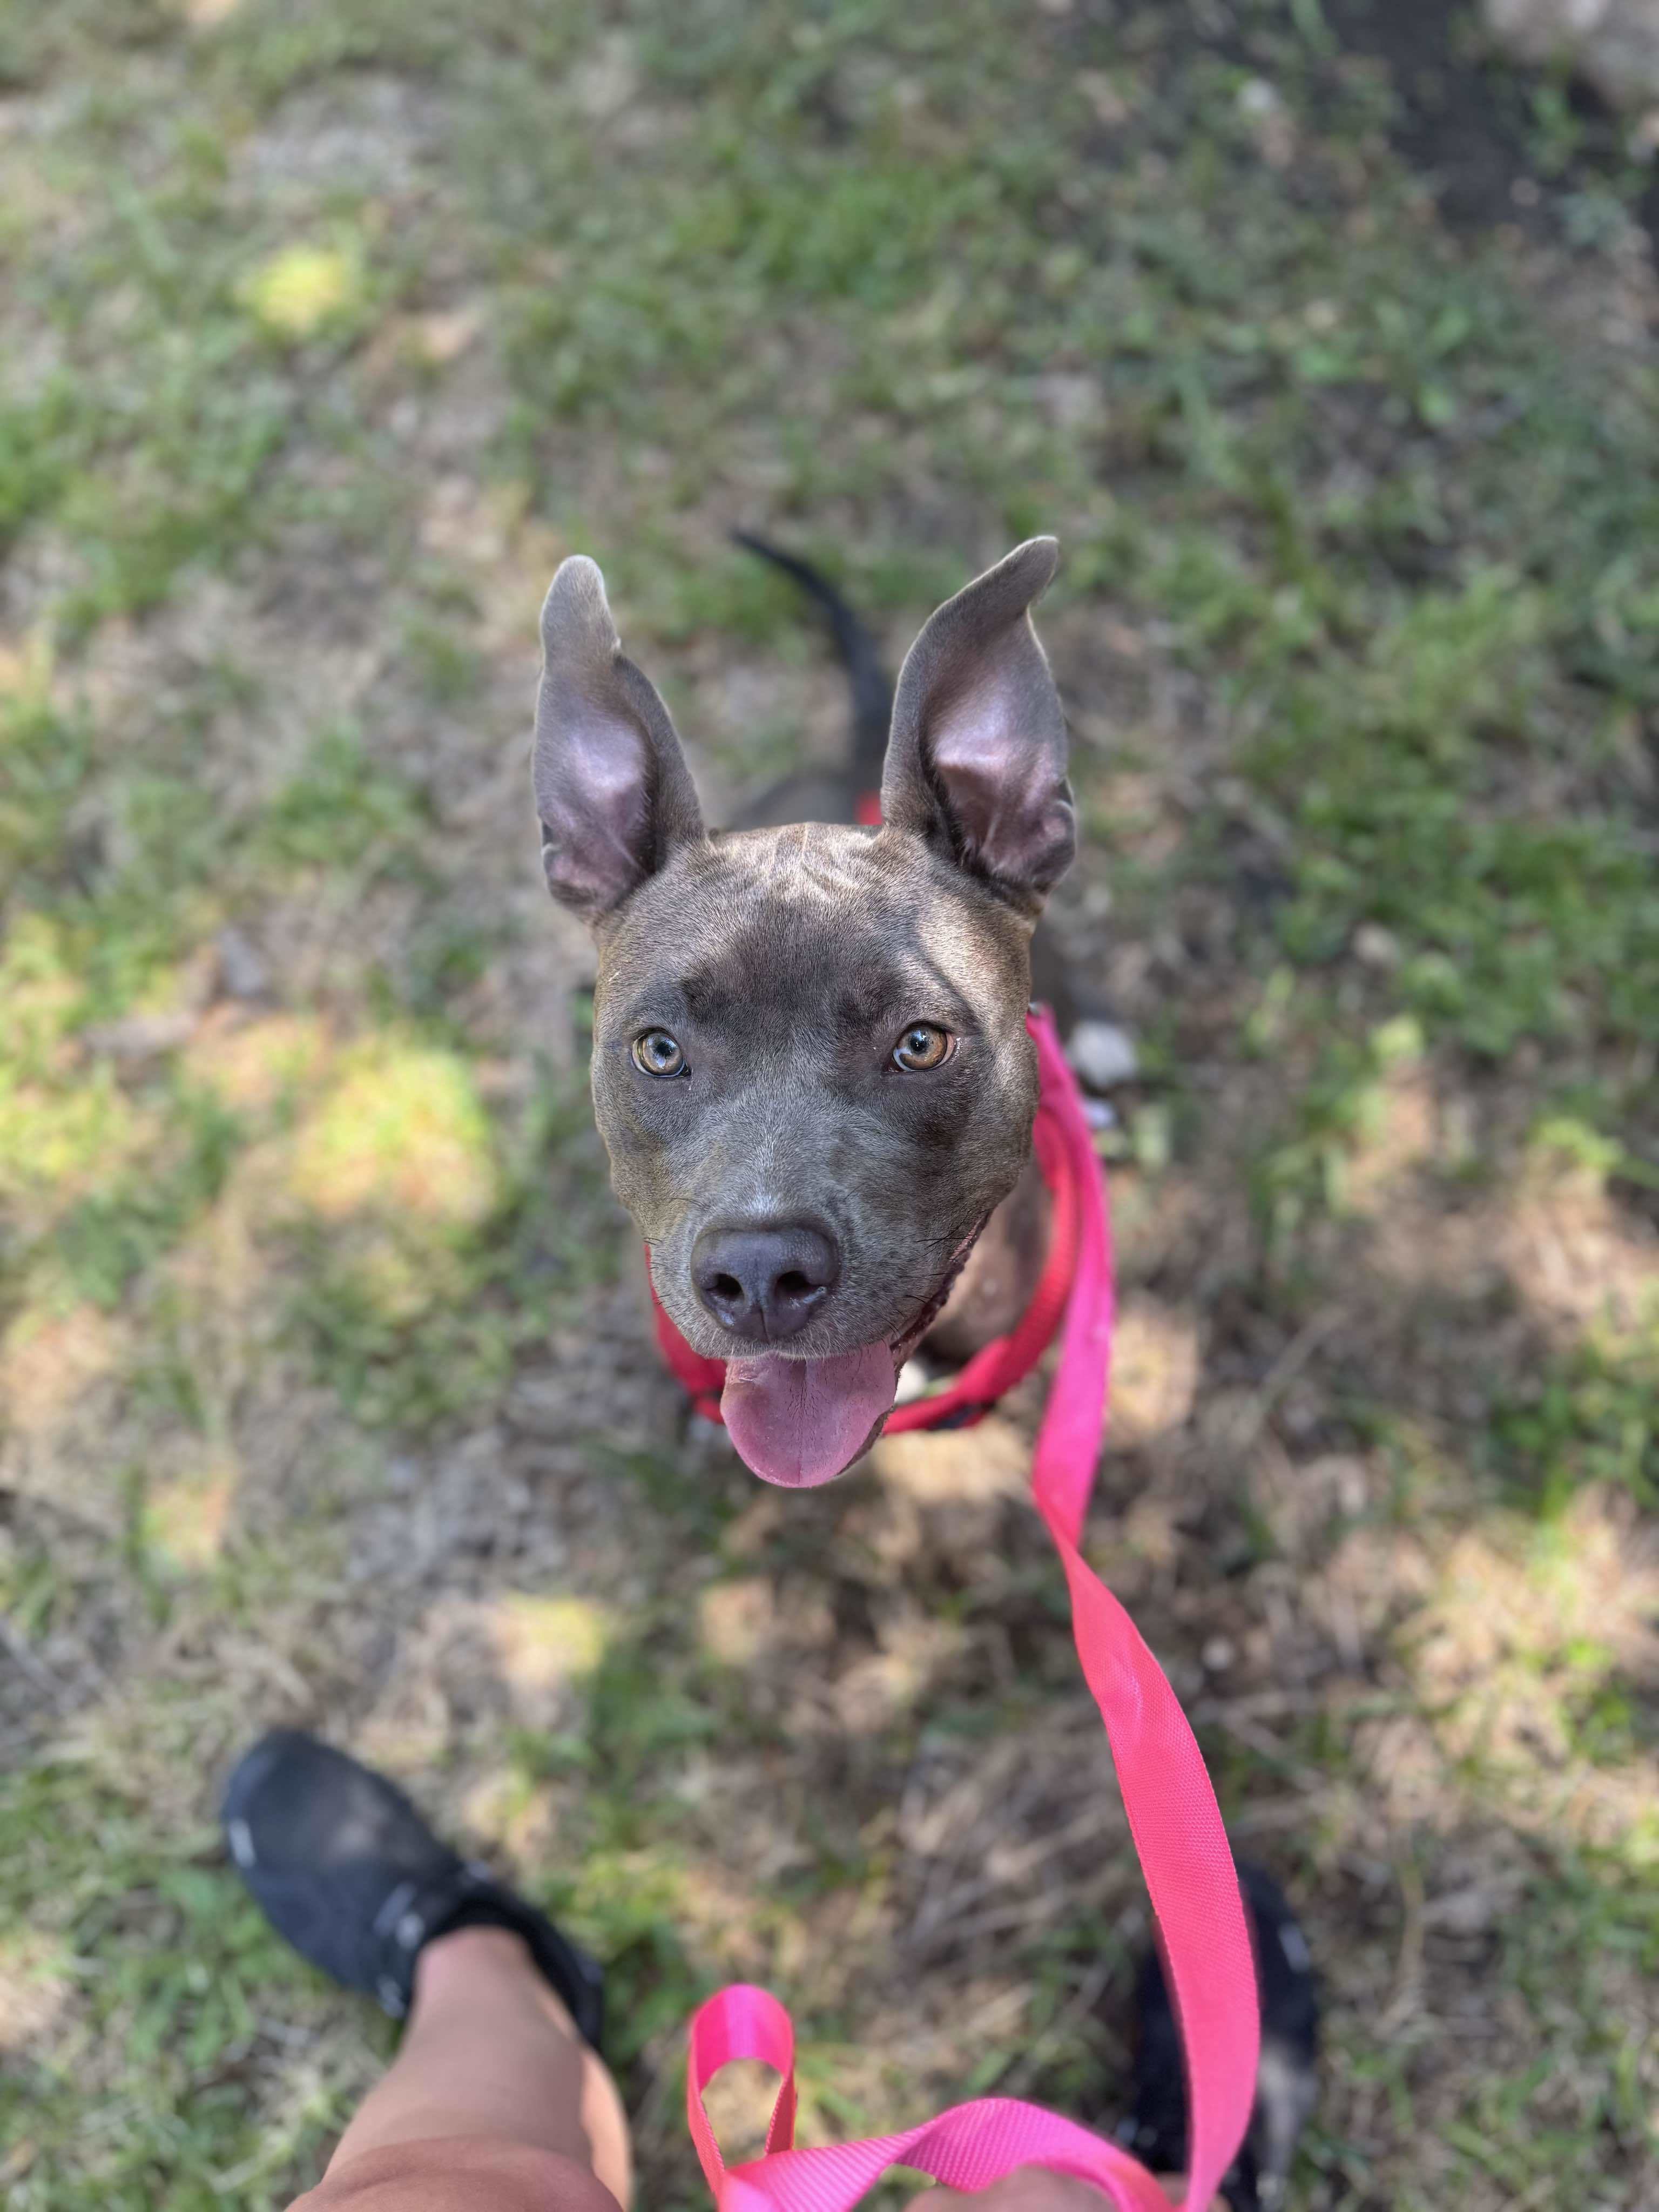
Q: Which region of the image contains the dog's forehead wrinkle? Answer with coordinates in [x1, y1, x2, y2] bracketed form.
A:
[675, 906, 918, 1034]
[723, 819, 876, 894]
[603, 819, 1019, 997]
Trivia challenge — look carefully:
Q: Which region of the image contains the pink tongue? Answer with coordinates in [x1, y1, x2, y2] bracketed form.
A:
[721, 1344, 897, 1488]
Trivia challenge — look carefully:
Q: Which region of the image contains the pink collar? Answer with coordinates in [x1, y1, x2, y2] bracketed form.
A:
[674, 1004, 1262, 2212]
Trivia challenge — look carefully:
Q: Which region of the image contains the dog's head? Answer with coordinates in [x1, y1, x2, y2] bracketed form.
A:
[534, 541, 1073, 1487]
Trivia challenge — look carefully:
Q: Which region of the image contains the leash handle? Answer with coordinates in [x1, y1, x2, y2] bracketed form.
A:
[688, 1986, 1174, 2212]
[685, 1010, 1260, 2212]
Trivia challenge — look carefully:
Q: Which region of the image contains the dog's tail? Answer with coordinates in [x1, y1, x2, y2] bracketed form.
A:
[731, 531, 892, 796]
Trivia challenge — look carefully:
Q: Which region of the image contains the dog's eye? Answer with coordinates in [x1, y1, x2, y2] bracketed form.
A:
[893, 1022, 955, 1072]
[632, 1029, 686, 1078]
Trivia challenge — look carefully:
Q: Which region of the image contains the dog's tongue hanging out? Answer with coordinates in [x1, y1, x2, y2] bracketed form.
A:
[720, 1346, 896, 1488]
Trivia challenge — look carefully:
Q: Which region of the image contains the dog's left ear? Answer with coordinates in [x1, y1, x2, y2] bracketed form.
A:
[532, 556, 706, 921]
[880, 537, 1073, 911]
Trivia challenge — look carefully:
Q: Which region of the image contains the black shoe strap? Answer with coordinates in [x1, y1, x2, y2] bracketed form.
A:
[371, 1860, 605, 2051]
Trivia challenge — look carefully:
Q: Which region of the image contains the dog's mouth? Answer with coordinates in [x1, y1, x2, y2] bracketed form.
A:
[718, 1218, 990, 1490]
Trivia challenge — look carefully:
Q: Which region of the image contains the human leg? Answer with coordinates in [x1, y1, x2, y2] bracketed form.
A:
[220, 1731, 626, 2212]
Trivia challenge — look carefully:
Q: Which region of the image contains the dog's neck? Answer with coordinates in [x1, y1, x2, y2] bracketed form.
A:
[919, 1151, 1052, 1368]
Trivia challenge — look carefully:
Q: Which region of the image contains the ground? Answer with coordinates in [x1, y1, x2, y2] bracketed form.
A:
[1, 3, 1656, 2208]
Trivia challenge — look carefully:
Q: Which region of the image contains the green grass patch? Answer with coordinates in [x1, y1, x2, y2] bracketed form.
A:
[0, 1759, 356, 2212]
[1491, 1338, 1659, 1515]
[50, 1088, 243, 1310]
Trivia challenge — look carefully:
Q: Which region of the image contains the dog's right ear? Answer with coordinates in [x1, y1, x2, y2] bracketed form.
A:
[532, 557, 706, 921]
[880, 538, 1073, 913]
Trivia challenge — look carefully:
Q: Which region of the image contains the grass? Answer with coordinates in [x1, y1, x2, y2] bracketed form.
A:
[1, 2, 1656, 2207]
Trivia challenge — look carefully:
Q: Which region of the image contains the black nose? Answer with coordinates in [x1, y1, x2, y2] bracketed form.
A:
[691, 1222, 841, 1343]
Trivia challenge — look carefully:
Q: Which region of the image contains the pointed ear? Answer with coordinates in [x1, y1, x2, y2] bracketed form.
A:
[880, 537, 1074, 909]
[532, 556, 706, 920]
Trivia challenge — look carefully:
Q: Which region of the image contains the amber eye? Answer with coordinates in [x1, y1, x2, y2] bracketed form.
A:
[893, 1022, 955, 1072]
[632, 1029, 686, 1078]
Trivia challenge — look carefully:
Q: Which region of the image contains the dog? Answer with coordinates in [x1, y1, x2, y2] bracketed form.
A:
[532, 537, 1073, 1488]
[529, 542, 1320, 2207]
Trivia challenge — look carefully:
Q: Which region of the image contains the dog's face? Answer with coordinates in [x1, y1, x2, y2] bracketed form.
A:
[534, 542, 1074, 1487]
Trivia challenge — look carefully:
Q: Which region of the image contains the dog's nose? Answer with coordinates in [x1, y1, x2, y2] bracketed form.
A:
[691, 1222, 840, 1343]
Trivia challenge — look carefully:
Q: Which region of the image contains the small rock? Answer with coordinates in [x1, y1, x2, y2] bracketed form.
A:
[1353, 922, 1401, 970]
[1237, 77, 1282, 119]
[1067, 1019, 1139, 1091]
[1202, 1636, 1236, 1673]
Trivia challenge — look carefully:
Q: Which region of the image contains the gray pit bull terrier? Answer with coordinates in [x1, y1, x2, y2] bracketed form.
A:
[532, 538, 1072, 1488]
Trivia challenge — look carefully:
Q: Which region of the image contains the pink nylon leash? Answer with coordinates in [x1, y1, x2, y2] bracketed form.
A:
[684, 1007, 1260, 2212]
